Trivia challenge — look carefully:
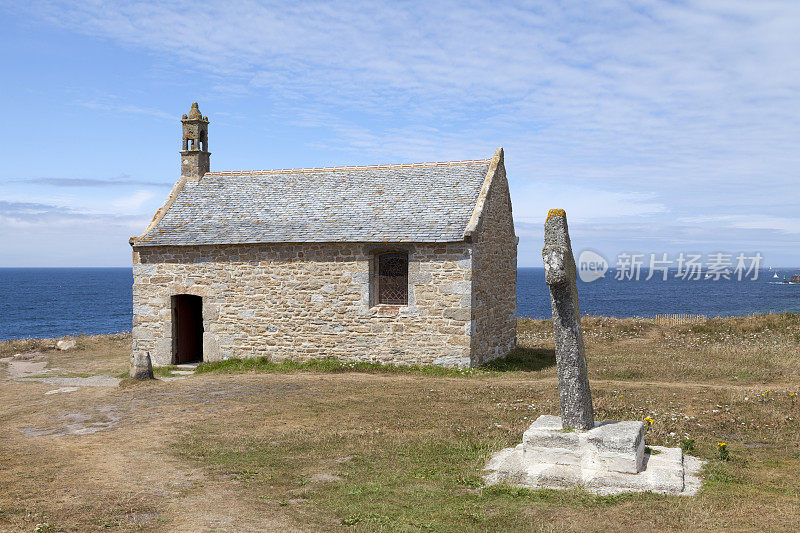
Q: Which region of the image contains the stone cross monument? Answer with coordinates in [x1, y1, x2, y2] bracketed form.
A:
[542, 209, 594, 430]
[483, 208, 704, 494]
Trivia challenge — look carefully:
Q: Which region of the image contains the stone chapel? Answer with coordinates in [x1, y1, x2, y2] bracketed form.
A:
[129, 103, 517, 367]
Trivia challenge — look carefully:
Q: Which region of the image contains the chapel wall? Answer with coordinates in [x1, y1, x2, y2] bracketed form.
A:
[131, 242, 474, 366]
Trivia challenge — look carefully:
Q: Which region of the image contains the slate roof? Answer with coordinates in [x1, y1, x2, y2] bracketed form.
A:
[135, 158, 493, 246]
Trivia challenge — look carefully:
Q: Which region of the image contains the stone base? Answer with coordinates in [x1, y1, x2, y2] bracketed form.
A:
[485, 415, 704, 495]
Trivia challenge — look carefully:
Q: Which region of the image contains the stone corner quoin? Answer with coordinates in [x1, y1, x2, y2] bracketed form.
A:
[128, 103, 517, 368]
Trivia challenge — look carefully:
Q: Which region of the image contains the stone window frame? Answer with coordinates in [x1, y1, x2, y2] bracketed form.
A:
[365, 245, 414, 308]
[376, 251, 409, 305]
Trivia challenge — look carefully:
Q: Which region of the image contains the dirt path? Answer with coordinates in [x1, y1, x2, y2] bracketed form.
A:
[1, 352, 121, 387]
[0, 367, 328, 531]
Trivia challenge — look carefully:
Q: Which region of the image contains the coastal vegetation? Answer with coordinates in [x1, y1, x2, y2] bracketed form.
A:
[0, 314, 798, 531]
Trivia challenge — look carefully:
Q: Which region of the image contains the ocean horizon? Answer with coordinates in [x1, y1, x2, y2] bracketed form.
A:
[1, 267, 798, 341]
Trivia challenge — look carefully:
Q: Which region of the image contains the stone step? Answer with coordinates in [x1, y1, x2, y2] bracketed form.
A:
[484, 441, 701, 495]
[522, 415, 645, 474]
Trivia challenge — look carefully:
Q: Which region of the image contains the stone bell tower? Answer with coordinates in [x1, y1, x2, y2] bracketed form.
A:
[180, 102, 210, 179]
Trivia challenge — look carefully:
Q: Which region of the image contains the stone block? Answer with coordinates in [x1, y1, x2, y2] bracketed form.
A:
[409, 272, 432, 284]
[133, 264, 158, 276]
[431, 355, 470, 368]
[528, 463, 583, 489]
[446, 335, 470, 346]
[464, 320, 476, 335]
[521, 417, 644, 474]
[484, 445, 525, 486]
[484, 416, 703, 495]
[451, 281, 472, 294]
[523, 446, 582, 466]
[586, 421, 645, 473]
[443, 307, 470, 321]
[522, 415, 580, 449]
[639, 446, 685, 491]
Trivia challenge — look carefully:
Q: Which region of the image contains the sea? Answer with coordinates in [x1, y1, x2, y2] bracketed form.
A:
[0, 267, 798, 341]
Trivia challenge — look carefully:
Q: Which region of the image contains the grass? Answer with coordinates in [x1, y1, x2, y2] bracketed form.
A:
[1, 314, 799, 531]
[168, 375, 799, 531]
[196, 356, 480, 377]
[195, 346, 557, 377]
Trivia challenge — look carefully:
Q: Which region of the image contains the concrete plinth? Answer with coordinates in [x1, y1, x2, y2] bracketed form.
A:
[485, 415, 703, 495]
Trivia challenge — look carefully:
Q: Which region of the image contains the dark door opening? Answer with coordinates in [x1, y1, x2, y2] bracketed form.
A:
[172, 294, 203, 364]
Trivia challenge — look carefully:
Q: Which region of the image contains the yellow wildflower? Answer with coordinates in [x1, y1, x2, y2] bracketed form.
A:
[717, 442, 726, 447]
[644, 417, 654, 424]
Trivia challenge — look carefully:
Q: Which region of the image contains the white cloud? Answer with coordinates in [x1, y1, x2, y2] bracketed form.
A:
[13, 2, 800, 184]
[679, 214, 800, 235]
[110, 190, 156, 214]
[513, 183, 667, 224]
[2, 1, 799, 265]
[0, 200, 149, 266]
[76, 99, 174, 121]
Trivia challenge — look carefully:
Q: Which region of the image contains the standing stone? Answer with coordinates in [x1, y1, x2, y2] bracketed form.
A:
[542, 209, 594, 430]
[484, 213, 702, 493]
[130, 351, 154, 380]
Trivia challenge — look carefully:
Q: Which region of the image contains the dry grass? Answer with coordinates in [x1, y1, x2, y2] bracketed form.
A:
[0, 315, 798, 531]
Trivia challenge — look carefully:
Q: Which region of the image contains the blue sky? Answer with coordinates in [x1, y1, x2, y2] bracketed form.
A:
[1, 1, 798, 267]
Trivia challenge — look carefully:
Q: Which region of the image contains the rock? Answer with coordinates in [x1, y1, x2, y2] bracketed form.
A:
[45, 387, 79, 395]
[432, 355, 471, 368]
[56, 339, 77, 351]
[542, 209, 594, 430]
[11, 351, 42, 361]
[130, 351, 154, 380]
[309, 473, 344, 483]
[790, 274, 800, 283]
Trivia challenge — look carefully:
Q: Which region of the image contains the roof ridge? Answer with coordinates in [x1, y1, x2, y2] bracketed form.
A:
[205, 158, 491, 176]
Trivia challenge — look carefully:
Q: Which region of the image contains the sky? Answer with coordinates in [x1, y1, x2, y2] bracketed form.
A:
[0, 0, 798, 268]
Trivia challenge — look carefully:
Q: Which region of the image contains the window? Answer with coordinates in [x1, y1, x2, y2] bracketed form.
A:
[377, 252, 408, 305]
